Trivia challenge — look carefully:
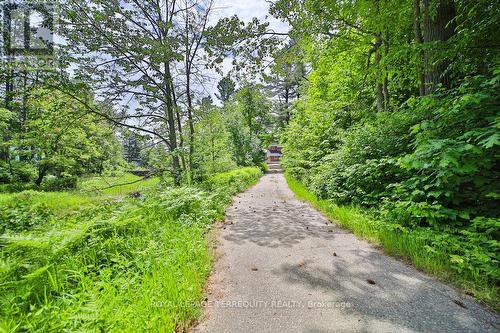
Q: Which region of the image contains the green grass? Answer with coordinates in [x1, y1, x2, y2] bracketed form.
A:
[0, 167, 262, 332]
[78, 173, 161, 196]
[285, 173, 499, 310]
[0, 173, 160, 218]
[0, 190, 100, 216]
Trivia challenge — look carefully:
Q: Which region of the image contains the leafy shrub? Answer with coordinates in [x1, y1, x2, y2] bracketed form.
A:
[302, 109, 423, 205]
[0, 191, 53, 233]
[0, 182, 36, 193]
[285, 73, 499, 227]
[205, 166, 262, 194]
[155, 187, 218, 223]
[8, 161, 37, 183]
[0, 161, 12, 183]
[383, 73, 500, 228]
[258, 161, 269, 172]
[311, 157, 405, 206]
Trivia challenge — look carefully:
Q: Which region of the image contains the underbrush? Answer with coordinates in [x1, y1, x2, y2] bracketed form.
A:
[285, 173, 499, 311]
[0, 167, 262, 332]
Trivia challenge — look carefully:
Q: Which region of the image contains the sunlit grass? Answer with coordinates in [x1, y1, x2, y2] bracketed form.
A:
[0, 173, 160, 217]
[78, 173, 161, 196]
[0, 167, 262, 332]
[0, 191, 99, 216]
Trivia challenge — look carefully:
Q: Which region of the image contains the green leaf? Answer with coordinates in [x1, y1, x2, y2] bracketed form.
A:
[478, 133, 499, 148]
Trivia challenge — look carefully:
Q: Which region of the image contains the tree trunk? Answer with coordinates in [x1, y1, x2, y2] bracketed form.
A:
[184, 5, 195, 183]
[172, 84, 187, 173]
[0, 9, 12, 161]
[284, 86, 290, 123]
[376, 82, 384, 112]
[186, 71, 195, 183]
[211, 130, 215, 174]
[383, 75, 389, 111]
[414, 0, 426, 96]
[383, 29, 390, 111]
[3, 3, 13, 110]
[164, 62, 181, 186]
[423, 0, 456, 94]
[35, 165, 47, 186]
[374, 34, 384, 112]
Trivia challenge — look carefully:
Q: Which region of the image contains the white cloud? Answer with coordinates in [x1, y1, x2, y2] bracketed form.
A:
[211, 0, 285, 27]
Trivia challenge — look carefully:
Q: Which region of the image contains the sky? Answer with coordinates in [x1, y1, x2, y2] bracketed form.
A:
[211, 0, 288, 30]
[205, 0, 290, 102]
[1, 0, 288, 108]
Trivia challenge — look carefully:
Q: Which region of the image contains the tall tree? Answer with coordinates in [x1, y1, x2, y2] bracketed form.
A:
[64, 0, 184, 184]
[265, 42, 305, 124]
[193, 101, 234, 179]
[414, 0, 426, 96]
[215, 75, 236, 103]
[22, 89, 120, 185]
[271, 0, 412, 112]
[423, 0, 457, 94]
[179, 0, 215, 182]
[235, 84, 271, 137]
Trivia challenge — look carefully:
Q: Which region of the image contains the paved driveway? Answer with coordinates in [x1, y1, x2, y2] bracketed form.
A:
[193, 173, 499, 333]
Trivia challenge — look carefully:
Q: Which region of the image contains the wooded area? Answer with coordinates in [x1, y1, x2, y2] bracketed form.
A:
[0, 0, 498, 331]
[0, 0, 279, 188]
[277, 0, 499, 310]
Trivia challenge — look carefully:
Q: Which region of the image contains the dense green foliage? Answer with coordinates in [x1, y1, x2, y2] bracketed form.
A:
[0, 83, 270, 191]
[277, 0, 499, 307]
[191, 90, 270, 181]
[0, 167, 262, 331]
[0, 89, 124, 190]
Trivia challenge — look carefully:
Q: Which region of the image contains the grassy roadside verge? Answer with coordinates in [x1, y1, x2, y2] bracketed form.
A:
[0, 173, 160, 218]
[285, 173, 499, 311]
[0, 167, 262, 332]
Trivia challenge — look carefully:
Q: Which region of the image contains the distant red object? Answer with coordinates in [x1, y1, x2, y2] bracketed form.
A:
[267, 144, 283, 162]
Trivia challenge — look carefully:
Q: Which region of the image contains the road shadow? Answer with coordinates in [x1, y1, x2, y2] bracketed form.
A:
[217, 174, 499, 332]
[273, 247, 500, 333]
[223, 203, 350, 248]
